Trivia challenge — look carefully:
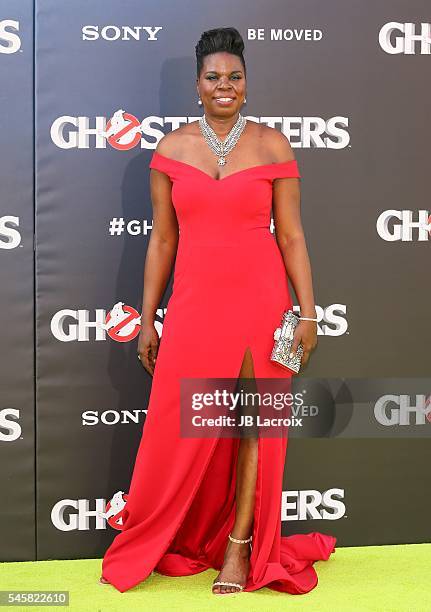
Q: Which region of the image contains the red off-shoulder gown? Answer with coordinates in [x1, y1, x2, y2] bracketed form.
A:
[101, 150, 337, 593]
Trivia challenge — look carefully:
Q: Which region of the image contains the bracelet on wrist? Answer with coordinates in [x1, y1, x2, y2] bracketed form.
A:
[298, 314, 318, 321]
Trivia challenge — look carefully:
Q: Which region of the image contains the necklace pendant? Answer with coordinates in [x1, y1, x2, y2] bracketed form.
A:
[198, 113, 247, 168]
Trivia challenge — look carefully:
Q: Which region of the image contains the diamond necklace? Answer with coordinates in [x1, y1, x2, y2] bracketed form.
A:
[198, 112, 247, 166]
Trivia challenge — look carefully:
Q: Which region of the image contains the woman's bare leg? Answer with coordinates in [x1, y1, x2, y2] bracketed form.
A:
[212, 348, 258, 594]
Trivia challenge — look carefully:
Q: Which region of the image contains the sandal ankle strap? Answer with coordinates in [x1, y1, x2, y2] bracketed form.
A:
[228, 532, 252, 544]
[213, 580, 244, 590]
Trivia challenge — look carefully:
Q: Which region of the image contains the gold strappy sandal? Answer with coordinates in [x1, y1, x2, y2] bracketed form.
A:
[212, 533, 252, 595]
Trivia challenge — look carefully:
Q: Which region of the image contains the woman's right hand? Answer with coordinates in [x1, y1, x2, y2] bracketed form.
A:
[137, 322, 160, 376]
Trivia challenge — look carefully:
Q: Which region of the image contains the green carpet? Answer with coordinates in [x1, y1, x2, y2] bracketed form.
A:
[0, 544, 429, 612]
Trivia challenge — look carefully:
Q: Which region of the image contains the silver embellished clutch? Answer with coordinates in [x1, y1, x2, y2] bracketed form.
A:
[270, 309, 304, 374]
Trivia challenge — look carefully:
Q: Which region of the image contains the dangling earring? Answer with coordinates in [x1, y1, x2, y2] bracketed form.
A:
[198, 97, 202, 105]
[244, 96, 247, 104]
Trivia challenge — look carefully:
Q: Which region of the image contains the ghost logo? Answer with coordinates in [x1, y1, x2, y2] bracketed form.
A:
[98, 491, 129, 530]
[97, 109, 144, 150]
[425, 395, 431, 423]
[102, 301, 141, 342]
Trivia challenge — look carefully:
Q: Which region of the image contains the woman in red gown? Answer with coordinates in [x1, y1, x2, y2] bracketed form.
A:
[100, 26, 336, 596]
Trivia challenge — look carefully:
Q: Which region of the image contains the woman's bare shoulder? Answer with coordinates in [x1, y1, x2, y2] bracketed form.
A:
[154, 123, 196, 158]
[259, 124, 296, 163]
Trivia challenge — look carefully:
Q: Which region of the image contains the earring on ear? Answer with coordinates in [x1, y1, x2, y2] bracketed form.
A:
[198, 97, 202, 105]
[244, 96, 247, 104]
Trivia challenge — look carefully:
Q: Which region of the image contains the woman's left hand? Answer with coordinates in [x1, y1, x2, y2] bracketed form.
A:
[289, 319, 318, 367]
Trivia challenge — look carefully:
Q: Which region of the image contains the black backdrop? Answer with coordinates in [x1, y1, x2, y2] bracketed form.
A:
[0, 1, 429, 562]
